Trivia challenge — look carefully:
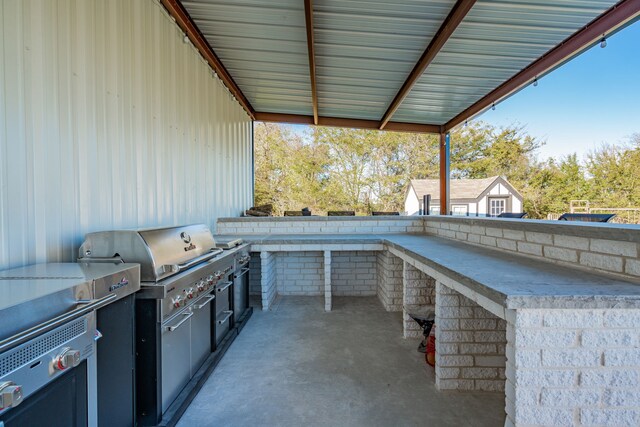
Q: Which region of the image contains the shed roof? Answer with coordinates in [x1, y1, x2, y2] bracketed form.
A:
[410, 176, 511, 200]
[166, 0, 639, 132]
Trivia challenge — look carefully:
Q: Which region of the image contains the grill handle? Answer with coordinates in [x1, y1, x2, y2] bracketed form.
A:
[234, 267, 250, 279]
[77, 256, 124, 264]
[217, 310, 233, 325]
[161, 248, 223, 275]
[193, 295, 215, 310]
[216, 281, 233, 293]
[0, 294, 116, 354]
[165, 311, 193, 332]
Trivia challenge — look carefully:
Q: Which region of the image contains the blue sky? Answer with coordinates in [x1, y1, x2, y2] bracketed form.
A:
[477, 21, 640, 161]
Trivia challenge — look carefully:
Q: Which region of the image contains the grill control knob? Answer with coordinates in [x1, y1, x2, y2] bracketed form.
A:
[0, 381, 23, 410]
[214, 271, 223, 279]
[197, 281, 206, 292]
[53, 348, 81, 371]
[187, 288, 195, 299]
[206, 275, 214, 285]
[172, 295, 184, 308]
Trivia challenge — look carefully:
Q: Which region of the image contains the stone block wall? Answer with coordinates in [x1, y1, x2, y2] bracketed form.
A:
[260, 252, 277, 310]
[275, 251, 324, 296]
[435, 282, 507, 392]
[331, 251, 377, 296]
[505, 308, 640, 427]
[424, 217, 640, 280]
[248, 252, 261, 295]
[217, 216, 424, 235]
[376, 251, 403, 311]
[402, 262, 436, 338]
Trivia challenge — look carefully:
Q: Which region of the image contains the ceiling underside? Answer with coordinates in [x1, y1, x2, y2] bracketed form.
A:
[179, 0, 638, 131]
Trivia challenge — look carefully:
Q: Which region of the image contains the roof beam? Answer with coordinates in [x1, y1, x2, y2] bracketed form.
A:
[304, 0, 319, 125]
[444, 0, 640, 131]
[379, 0, 477, 130]
[161, 0, 256, 119]
[254, 112, 440, 134]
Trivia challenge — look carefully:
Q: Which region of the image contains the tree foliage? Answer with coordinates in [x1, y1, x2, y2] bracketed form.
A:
[254, 122, 639, 218]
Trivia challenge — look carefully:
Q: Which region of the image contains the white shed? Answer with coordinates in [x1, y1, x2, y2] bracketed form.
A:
[405, 176, 523, 216]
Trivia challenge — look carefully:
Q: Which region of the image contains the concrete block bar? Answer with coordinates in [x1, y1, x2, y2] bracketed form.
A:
[217, 215, 640, 426]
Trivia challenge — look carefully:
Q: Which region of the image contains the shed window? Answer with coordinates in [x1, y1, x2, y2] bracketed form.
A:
[489, 199, 506, 216]
[452, 205, 468, 215]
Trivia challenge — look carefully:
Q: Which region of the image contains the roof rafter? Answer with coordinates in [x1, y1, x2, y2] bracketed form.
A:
[161, 0, 256, 119]
[304, 0, 319, 125]
[445, 0, 640, 131]
[254, 112, 441, 134]
[379, 0, 477, 130]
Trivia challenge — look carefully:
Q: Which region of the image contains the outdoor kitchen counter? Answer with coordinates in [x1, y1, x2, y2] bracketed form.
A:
[217, 230, 640, 423]
[218, 233, 640, 310]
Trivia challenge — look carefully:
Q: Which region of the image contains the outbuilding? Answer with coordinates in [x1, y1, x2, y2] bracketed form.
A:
[405, 176, 523, 216]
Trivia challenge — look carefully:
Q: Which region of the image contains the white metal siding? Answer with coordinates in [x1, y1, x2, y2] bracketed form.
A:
[405, 187, 419, 216]
[0, 0, 252, 270]
[478, 196, 488, 215]
[512, 196, 522, 213]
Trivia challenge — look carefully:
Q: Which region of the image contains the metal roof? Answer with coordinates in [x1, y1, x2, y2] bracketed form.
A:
[182, 0, 313, 115]
[313, 0, 456, 120]
[175, 0, 639, 132]
[393, 0, 621, 124]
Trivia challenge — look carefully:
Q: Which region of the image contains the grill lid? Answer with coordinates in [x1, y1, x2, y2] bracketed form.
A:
[79, 224, 220, 282]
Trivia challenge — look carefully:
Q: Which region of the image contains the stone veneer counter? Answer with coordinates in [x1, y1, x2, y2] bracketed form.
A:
[217, 233, 640, 310]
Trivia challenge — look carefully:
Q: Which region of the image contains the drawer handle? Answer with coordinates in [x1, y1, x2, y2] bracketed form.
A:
[217, 281, 232, 292]
[165, 312, 193, 332]
[234, 267, 249, 279]
[194, 295, 215, 310]
[217, 310, 233, 325]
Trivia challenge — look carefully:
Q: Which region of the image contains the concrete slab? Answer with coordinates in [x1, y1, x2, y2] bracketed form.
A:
[177, 296, 505, 427]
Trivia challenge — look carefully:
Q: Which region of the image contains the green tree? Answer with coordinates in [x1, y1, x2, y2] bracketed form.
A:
[253, 122, 639, 220]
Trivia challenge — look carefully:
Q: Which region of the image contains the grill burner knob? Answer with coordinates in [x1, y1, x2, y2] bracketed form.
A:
[172, 295, 185, 308]
[187, 288, 195, 299]
[197, 281, 206, 292]
[53, 348, 81, 371]
[214, 271, 223, 279]
[206, 275, 214, 285]
[0, 381, 23, 410]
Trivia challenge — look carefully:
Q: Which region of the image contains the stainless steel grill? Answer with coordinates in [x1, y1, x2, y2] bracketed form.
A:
[79, 223, 222, 282]
[80, 224, 249, 426]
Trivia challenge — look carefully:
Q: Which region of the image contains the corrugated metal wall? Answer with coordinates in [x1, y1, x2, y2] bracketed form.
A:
[0, 0, 253, 270]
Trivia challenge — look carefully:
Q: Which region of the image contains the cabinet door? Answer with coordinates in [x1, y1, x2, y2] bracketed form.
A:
[97, 294, 135, 427]
[0, 361, 88, 427]
[190, 292, 214, 374]
[161, 311, 192, 413]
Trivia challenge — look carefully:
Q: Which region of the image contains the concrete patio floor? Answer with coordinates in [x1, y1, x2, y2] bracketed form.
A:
[177, 296, 505, 427]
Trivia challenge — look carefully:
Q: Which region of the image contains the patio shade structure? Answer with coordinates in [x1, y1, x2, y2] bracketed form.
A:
[161, 0, 640, 214]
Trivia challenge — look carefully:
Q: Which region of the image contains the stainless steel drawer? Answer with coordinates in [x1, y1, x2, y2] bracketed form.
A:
[214, 310, 233, 346]
[214, 280, 233, 346]
[161, 309, 192, 413]
[215, 280, 232, 314]
[190, 291, 214, 374]
[233, 267, 249, 323]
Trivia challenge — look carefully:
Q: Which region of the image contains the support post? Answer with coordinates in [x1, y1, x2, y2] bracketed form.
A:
[439, 132, 450, 215]
[324, 251, 332, 312]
